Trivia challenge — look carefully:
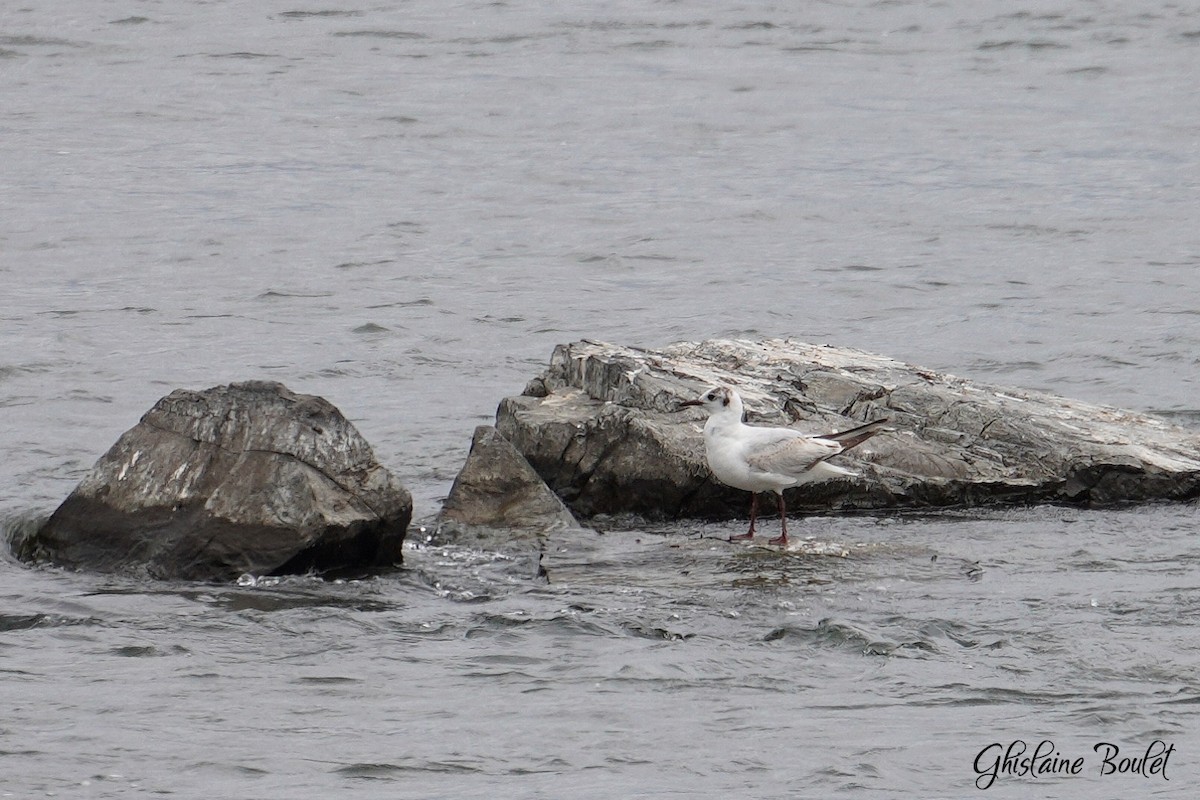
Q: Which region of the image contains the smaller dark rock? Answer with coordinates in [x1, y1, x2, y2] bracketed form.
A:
[17, 381, 412, 581]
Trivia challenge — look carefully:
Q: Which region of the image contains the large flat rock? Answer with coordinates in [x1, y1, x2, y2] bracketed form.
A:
[493, 339, 1200, 520]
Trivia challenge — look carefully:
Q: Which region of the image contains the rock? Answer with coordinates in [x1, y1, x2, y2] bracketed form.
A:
[495, 339, 1200, 520]
[436, 425, 579, 541]
[17, 381, 412, 581]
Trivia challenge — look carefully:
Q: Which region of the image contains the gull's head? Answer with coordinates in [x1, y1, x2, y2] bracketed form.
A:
[677, 385, 738, 414]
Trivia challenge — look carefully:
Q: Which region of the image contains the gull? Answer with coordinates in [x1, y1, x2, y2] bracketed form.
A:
[679, 385, 888, 545]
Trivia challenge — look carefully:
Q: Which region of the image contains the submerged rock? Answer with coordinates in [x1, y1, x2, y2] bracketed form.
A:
[433, 425, 579, 582]
[437, 425, 579, 542]
[492, 339, 1200, 520]
[18, 381, 412, 581]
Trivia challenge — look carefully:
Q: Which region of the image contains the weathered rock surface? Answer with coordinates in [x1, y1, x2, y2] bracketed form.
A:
[436, 425, 579, 543]
[17, 381, 412, 581]
[494, 339, 1200, 520]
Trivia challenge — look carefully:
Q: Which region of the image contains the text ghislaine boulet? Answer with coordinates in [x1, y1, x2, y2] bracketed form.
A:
[973, 740, 1173, 789]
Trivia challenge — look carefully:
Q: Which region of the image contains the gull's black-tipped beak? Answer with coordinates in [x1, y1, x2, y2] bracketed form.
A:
[676, 399, 703, 410]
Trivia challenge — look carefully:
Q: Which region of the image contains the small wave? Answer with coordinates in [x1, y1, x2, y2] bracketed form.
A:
[279, 10, 363, 20]
[978, 39, 1069, 50]
[206, 589, 394, 615]
[765, 617, 938, 657]
[207, 51, 281, 59]
[331, 30, 428, 40]
[294, 675, 363, 685]
[256, 290, 335, 299]
[335, 259, 398, 270]
[0, 612, 104, 632]
[333, 759, 481, 777]
[1, 510, 49, 561]
[110, 644, 184, 657]
[463, 610, 610, 640]
[364, 298, 433, 308]
[0, 34, 85, 48]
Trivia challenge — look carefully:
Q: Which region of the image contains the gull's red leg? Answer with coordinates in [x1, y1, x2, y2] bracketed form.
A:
[768, 492, 789, 546]
[729, 492, 757, 541]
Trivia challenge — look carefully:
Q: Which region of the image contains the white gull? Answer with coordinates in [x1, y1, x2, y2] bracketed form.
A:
[679, 385, 888, 545]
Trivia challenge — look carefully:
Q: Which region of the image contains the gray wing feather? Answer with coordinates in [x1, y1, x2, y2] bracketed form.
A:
[744, 434, 841, 477]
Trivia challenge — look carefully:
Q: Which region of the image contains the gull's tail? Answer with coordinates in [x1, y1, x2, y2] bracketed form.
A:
[820, 418, 890, 452]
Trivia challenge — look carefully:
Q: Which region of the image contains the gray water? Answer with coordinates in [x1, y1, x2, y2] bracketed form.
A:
[2, 1, 1199, 797]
